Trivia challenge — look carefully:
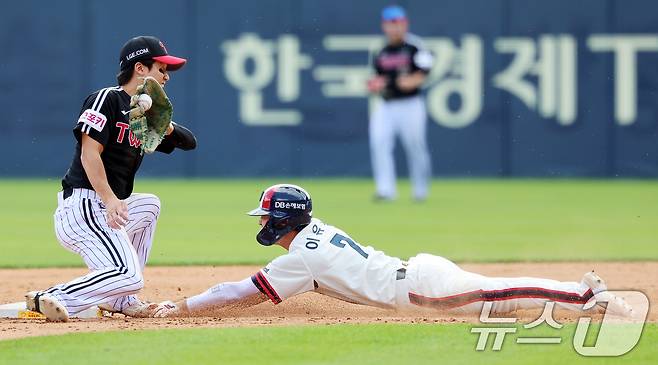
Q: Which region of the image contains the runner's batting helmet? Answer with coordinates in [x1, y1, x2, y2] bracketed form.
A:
[247, 184, 313, 246]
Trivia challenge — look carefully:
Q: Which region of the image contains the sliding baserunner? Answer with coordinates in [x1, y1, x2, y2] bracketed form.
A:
[154, 184, 633, 318]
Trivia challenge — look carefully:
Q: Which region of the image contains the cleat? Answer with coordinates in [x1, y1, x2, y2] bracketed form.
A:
[25, 291, 69, 322]
[97, 303, 120, 315]
[581, 272, 633, 317]
[372, 194, 395, 203]
[582, 271, 606, 294]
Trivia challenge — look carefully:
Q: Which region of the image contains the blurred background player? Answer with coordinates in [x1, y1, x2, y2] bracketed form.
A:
[25, 36, 197, 321]
[367, 5, 433, 202]
[153, 184, 632, 318]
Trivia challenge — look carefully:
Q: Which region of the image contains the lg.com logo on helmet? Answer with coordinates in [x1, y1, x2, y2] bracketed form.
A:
[275, 201, 306, 210]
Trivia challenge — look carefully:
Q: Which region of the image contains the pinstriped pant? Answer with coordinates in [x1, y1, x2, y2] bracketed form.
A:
[45, 188, 160, 315]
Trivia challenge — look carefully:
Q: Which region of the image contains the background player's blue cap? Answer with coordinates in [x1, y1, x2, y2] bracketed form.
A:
[382, 5, 406, 21]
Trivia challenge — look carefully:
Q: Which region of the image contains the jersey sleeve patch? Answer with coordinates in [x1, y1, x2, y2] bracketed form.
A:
[413, 50, 434, 71]
[251, 271, 282, 304]
[78, 109, 108, 134]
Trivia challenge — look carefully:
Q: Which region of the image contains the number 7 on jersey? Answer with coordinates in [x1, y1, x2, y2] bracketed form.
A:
[330, 233, 369, 259]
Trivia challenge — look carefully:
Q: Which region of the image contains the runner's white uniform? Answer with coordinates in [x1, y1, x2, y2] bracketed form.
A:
[253, 218, 595, 313]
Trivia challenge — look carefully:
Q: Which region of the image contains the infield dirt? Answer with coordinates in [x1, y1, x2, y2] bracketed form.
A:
[1, 262, 655, 341]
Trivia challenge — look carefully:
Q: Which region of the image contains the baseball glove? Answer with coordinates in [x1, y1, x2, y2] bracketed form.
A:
[128, 76, 173, 154]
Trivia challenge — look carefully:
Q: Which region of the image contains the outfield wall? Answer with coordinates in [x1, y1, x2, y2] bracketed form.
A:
[1, 0, 657, 177]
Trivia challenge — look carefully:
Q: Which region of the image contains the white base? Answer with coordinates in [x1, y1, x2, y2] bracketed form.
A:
[0, 301, 101, 319]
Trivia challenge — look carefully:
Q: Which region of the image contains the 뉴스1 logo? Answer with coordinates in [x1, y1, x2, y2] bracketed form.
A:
[471, 291, 649, 357]
[274, 201, 306, 210]
[126, 48, 149, 61]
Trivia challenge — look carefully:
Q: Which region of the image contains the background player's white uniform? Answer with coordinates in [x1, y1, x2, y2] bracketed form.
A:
[254, 218, 595, 313]
[370, 34, 433, 201]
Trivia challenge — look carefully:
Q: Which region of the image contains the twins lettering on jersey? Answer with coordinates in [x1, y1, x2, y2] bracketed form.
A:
[274, 201, 306, 210]
[78, 109, 107, 132]
[116, 122, 141, 148]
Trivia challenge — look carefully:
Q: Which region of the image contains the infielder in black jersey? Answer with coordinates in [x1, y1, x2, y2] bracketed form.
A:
[367, 6, 433, 202]
[25, 36, 197, 322]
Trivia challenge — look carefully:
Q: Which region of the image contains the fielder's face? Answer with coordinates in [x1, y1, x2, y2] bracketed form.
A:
[382, 20, 408, 44]
[135, 61, 170, 87]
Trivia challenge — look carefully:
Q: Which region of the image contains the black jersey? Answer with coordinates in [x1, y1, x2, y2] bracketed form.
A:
[62, 86, 196, 199]
[373, 34, 433, 100]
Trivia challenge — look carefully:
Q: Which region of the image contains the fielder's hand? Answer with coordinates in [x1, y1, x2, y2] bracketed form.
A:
[367, 75, 387, 93]
[105, 197, 129, 229]
[396, 72, 426, 92]
[395, 74, 416, 91]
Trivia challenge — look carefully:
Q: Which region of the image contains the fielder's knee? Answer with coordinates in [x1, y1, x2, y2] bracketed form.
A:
[119, 271, 145, 294]
[145, 194, 161, 209]
[135, 193, 161, 219]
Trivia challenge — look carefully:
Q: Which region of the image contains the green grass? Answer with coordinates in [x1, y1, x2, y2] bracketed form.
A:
[0, 323, 656, 365]
[1, 179, 657, 267]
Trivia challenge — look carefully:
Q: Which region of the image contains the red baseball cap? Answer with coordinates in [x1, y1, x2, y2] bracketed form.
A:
[119, 36, 187, 72]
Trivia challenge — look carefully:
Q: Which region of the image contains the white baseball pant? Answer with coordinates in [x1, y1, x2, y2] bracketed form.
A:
[396, 254, 593, 313]
[43, 188, 160, 315]
[369, 95, 431, 200]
